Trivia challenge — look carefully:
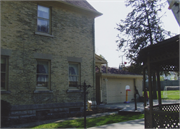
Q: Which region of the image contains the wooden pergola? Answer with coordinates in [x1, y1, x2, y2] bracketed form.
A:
[138, 35, 179, 128]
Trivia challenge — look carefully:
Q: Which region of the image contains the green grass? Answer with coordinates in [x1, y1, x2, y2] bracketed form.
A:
[32, 114, 144, 128]
[143, 90, 180, 100]
[161, 90, 180, 100]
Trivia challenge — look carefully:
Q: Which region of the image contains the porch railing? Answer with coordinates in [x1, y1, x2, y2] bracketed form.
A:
[145, 103, 180, 128]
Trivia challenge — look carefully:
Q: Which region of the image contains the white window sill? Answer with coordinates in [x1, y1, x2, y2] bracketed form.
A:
[35, 32, 54, 37]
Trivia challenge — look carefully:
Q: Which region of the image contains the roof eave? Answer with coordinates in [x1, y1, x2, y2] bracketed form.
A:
[56, 0, 102, 17]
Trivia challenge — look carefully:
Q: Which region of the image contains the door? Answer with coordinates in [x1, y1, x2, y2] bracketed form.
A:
[107, 78, 134, 104]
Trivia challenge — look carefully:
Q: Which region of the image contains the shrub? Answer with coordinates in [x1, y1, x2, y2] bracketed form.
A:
[1, 100, 11, 127]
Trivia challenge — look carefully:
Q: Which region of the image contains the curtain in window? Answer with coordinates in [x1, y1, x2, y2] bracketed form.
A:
[37, 61, 48, 87]
[38, 5, 49, 19]
[37, 19, 49, 33]
[69, 64, 78, 82]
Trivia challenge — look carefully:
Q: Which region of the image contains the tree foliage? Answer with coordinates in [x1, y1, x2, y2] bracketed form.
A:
[116, 0, 170, 64]
[124, 63, 143, 74]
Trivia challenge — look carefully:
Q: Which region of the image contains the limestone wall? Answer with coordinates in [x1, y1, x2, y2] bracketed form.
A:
[1, 1, 95, 107]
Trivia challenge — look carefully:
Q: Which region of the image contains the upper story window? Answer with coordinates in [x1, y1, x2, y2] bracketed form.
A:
[37, 5, 50, 33]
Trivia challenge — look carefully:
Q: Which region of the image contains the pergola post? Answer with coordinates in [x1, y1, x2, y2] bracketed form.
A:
[153, 71, 157, 99]
[143, 68, 148, 128]
[143, 68, 146, 107]
[147, 57, 153, 128]
[157, 69, 162, 109]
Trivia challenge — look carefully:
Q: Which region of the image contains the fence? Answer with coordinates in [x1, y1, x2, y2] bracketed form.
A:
[144, 80, 179, 90]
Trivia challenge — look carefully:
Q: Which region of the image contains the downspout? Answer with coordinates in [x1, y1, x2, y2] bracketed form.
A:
[134, 78, 137, 110]
[92, 20, 95, 94]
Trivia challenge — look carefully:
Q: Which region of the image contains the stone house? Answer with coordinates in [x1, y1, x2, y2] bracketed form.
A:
[1, 1, 101, 120]
[95, 55, 143, 104]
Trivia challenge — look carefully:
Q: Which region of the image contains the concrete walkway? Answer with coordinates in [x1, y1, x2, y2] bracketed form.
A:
[88, 118, 144, 129]
[97, 99, 180, 111]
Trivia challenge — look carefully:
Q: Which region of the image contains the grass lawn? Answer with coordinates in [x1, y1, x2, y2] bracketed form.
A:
[143, 90, 180, 100]
[32, 114, 144, 128]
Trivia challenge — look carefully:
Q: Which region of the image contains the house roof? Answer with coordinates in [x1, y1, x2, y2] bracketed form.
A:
[96, 65, 141, 75]
[95, 54, 107, 65]
[33, 0, 102, 17]
[63, 0, 98, 12]
[60, 0, 102, 17]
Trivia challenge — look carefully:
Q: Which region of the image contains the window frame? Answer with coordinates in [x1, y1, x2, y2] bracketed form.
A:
[36, 5, 52, 34]
[36, 59, 51, 90]
[68, 62, 81, 88]
[1, 56, 9, 91]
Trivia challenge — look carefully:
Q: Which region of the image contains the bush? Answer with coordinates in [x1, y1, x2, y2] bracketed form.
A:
[1, 100, 11, 127]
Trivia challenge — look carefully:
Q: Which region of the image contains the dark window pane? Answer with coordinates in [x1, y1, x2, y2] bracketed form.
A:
[37, 75, 48, 87]
[1, 58, 6, 72]
[37, 19, 49, 33]
[37, 64, 46, 73]
[69, 64, 78, 75]
[38, 5, 49, 19]
[1, 64, 6, 72]
[69, 81, 78, 87]
[1, 73, 5, 88]
[1, 82, 5, 88]
[37, 61, 48, 73]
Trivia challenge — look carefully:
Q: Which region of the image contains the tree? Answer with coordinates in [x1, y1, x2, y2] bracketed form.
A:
[116, 0, 172, 99]
[124, 63, 142, 74]
[116, 0, 170, 63]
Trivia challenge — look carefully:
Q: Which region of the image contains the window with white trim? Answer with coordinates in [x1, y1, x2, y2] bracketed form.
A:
[36, 60, 50, 88]
[69, 63, 80, 87]
[37, 5, 50, 33]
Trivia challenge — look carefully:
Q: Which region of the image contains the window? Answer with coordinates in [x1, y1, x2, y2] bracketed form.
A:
[37, 5, 50, 33]
[1, 56, 8, 90]
[36, 60, 50, 88]
[69, 63, 80, 87]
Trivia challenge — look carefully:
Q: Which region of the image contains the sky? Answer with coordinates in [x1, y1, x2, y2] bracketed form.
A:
[87, 0, 180, 68]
